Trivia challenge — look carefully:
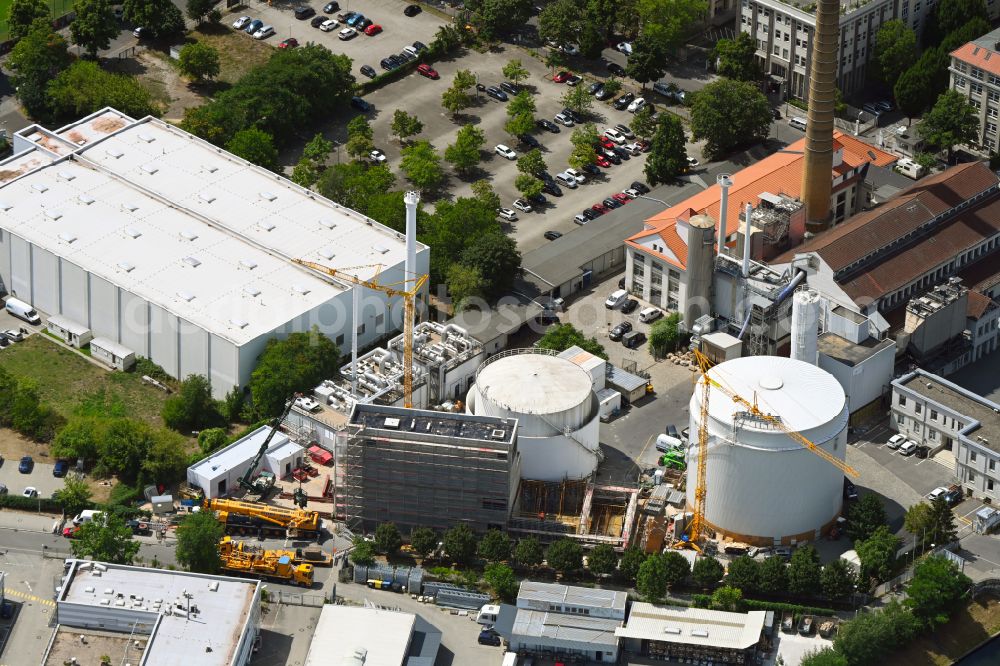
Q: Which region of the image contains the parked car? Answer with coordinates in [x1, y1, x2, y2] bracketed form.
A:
[595, 86, 613, 100]
[602, 197, 622, 209]
[588, 81, 604, 96]
[323, 1, 339, 12]
[591, 202, 609, 214]
[497, 207, 518, 222]
[622, 331, 646, 348]
[604, 128, 626, 145]
[616, 41, 633, 55]
[771, 107, 782, 119]
[541, 180, 562, 197]
[605, 289, 628, 309]
[358, 17, 373, 29]
[417, 63, 439, 79]
[600, 148, 621, 165]
[554, 112, 575, 127]
[500, 81, 521, 95]
[687, 156, 700, 168]
[252, 25, 275, 39]
[403, 3, 421, 15]
[232, 15, 252, 29]
[798, 616, 815, 636]
[573, 213, 589, 225]
[0, 484, 6, 495]
[513, 198, 533, 213]
[132, 26, 150, 38]
[623, 188, 641, 198]
[631, 181, 650, 194]
[552, 71, 572, 83]
[627, 97, 647, 113]
[594, 154, 611, 168]
[565, 74, 582, 86]
[495, 144, 517, 160]
[876, 99, 894, 112]
[544, 231, 562, 241]
[555, 172, 579, 189]
[609, 322, 633, 341]
[639, 306, 662, 322]
[278, 37, 299, 49]
[338, 27, 357, 39]
[53, 459, 69, 477]
[927, 486, 949, 502]
[486, 86, 509, 102]
[843, 478, 858, 501]
[621, 298, 639, 314]
[336, 10, 356, 20]
[0, 336, 8, 348]
[310, 15, 326, 27]
[360, 64, 376, 78]
[612, 192, 631, 204]
[614, 124, 635, 139]
[369, 149, 387, 164]
[563, 168, 586, 184]
[607, 62, 626, 76]
[0, 601, 12, 619]
[581, 208, 600, 221]
[898, 440, 918, 456]
[887, 433, 906, 449]
[611, 146, 631, 161]
[18, 456, 33, 473]
[862, 102, 881, 116]
[613, 93, 635, 110]
[320, 18, 338, 30]
[365, 23, 382, 35]
[294, 6, 315, 19]
[350, 96, 372, 111]
[518, 133, 541, 149]
[346, 12, 365, 26]
[244, 18, 263, 34]
[478, 629, 501, 646]
[653, 81, 686, 103]
[537, 118, 560, 133]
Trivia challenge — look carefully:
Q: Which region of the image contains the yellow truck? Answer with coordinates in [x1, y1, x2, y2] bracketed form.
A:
[205, 498, 322, 539]
[219, 537, 314, 587]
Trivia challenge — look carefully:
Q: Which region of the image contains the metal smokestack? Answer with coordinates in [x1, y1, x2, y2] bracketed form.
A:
[800, 0, 839, 229]
[742, 204, 753, 278]
[404, 191, 420, 291]
[716, 174, 733, 258]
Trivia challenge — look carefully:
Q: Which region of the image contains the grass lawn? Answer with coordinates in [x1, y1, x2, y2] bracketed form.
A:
[887, 595, 1000, 666]
[0, 334, 172, 426]
[0, 0, 75, 41]
[188, 26, 274, 84]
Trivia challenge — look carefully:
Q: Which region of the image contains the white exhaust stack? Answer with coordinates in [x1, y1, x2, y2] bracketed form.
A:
[742, 203, 753, 278]
[404, 191, 420, 291]
[717, 174, 733, 258]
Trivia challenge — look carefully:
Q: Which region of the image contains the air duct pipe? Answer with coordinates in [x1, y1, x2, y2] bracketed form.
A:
[717, 174, 733, 258]
[742, 203, 753, 278]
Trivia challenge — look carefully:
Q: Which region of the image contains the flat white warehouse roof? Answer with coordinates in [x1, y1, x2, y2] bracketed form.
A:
[59, 560, 259, 666]
[305, 605, 415, 666]
[615, 603, 766, 650]
[188, 425, 293, 478]
[0, 111, 419, 345]
[517, 581, 627, 613]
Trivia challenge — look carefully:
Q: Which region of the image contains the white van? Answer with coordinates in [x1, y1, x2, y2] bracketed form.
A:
[896, 157, 928, 180]
[476, 604, 500, 625]
[555, 172, 579, 189]
[605, 289, 628, 309]
[639, 306, 662, 323]
[789, 117, 807, 130]
[4, 297, 41, 325]
[73, 509, 104, 526]
[655, 434, 684, 452]
[502, 652, 518, 666]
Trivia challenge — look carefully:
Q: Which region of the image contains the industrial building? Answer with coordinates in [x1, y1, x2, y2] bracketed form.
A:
[625, 133, 895, 315]
[501, 582, 626, 663]
[187, 424, 304, 499]
[466, 348, 602, 482]
[342, 403, 519, 533]
[950, 27, 1000, 152]
[688, 355, 849, 545]
[304, 605, 441, 666]
[892, 369, 1000, 500]
[616, 602, 767, 663]
[0, 108, 426, 398]
[45, 560, 261, 666]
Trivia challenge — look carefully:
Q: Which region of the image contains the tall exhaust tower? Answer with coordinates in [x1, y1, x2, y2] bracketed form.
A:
[800, 0, 839, 230]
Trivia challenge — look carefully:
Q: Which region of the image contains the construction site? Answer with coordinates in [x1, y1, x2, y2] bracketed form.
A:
[508, 479, 639, 549]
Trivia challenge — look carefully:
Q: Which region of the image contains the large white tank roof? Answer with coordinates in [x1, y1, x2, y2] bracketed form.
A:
[476, 353, 593, 415]
[705, 355, 845, 433]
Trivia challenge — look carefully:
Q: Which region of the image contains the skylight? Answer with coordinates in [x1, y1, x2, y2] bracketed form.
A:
[58, 232, 77, 244]
[239, 259, 258, 270]
[44, 209, 63, 220]
[180, 230, 198, 241]
[124, 227, 141, 239]
[183, 256, 202, 268]
[259, 191, 277, 202]
[78, 194, 95, 205]
[244, 285, 261, 297]
[106, 148, 124, 159]
[176, 290, 195, 302]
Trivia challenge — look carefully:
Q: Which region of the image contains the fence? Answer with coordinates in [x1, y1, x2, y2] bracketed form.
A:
[872, 541, 960, 597]
[271, 590, 329, 607]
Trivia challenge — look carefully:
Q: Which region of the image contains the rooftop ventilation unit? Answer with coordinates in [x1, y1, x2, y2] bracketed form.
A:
[691, 629, 709, 637]
[319, 248, 335, 260]
[137, 133, 155, 143]
[244, 285, 261, 297]
[0, 202, 11, 211]
[57, 170, 75, 181]
[180, 230, 198, 241]
[117, 261, 135, 273]
[239, 259, 258, 270]
[291, 284, 310, 295]
[58, 232, 77, 244]
[32, 183, 48, 193]
[258, 221, 275, 232]
[106, 148, 124, 159]
[373, 243, 390, 254]
[141, 164, 158, 175]
[260, 191, 277, 202]
[121, 203, 139, 213]
[198, 192, 215, 204]
[203, 164, 218, 173]
[124, 227, 141, 239]
[320, 218, 337, 229]
[383, 417, 401, 429]
[229, 318, 249, 329]
[78, 194, 94, 205]
[183, 256, 201, 268]
[491, 429, 506, 440]
[45, 209, 63, 220]
[176, 290, 195, 302]
[663, 627, 682, 635]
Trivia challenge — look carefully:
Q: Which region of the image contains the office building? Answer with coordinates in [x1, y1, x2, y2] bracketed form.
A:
[950, 27, 1000, 151]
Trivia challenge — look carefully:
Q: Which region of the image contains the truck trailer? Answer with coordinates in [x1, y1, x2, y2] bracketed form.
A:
[219, 537, 314, 586]
[205, 498, 322, 539]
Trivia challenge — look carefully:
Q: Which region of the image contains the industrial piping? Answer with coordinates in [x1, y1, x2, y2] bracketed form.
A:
[717, 174, 733, 258]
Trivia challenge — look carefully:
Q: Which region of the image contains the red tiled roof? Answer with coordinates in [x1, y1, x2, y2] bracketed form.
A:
[967, 291, 995, 320]
[952, 42, 1000, 80]
[625, 131, 895, 267]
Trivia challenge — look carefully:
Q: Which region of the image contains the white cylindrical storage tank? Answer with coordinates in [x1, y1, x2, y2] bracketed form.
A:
[687, 356, 848, 545]
[466, 349, 600, 481]
[791, 289, 821, 365]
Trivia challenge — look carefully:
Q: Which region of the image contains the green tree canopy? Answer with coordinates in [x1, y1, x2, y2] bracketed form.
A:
[47, 60, 160, 121]
[726, 555, 759, 594]
[178, 42, 221, 82]
[502, 59, 529, 85]
[588, 544, 618, 577]
[626, 35, 668, 87]
[856, 525, 901, 584]
[637, 553, 670, 601]
[788, 545, 822, 596]
[663, 551, 692, 588]
[350, 537, 375, 565]
[905, 555, 971, 627]
[51, 416, 104, 462]
[561, 84, 594, 118]
[460, 232, 521, 300]
[53, 477, 93, 517]
[401, 140, 444, 192]
[690, 79, 771, 160]
[70, 0, 119, 58]
[709, 585, 744, 611]
[630, 105, 657, 139]
[619, 546, 646, 583]
[834, 599, 921, 665]
[874, 20, 918, 87]
[445, 124, 486, 176]
[471, 179, 501, 210]
[317, 162, 396, 214]
[410, 528, 438, 558]
[478, 529, 513, 562]
[569, 123, 600, 170]
[514, 173, 544, 200]
[713, 32, 760, 81]
[185, 0, 213, 22]
[847, 493, 887, 543]
[161, 375, 222, 433]
[546, 538, 584, 573]
[176, 511, 225, 573]
[649, 312, 683, 356]
[513, 537, 544, 568]
[637, 0, 707, 53]
[421, 196, 499, 285]
[122, 0, 184, 37]
[375, 522, 403, 555]
[391, 110, 424, 145]
[466, 0, 533, 41]
[645, 116, 688, 187]
[346, 115, 375, 160]
[920, 89, 980, 162]
[443, 523, 477, 563]
[484, 562, 518, 601]
[505, 112, 536, 139]
[800, 648, 848, 666]
[537, 323, 607, 358]
[8, 19, 72, 118]
[7, 0, 48, 41]
[692, 556, 725, 588]
[926, 0, 988, 47]
[197, 427, 228, 454]
[516, 148, 547, 177]
[895, 47, 951, 119]
[71, 513, 141, 564]
[248, 328, 340, 419]
[442, 86, 473, 117]
[447, 264, 485, 310]
[820, 559, 856, 600]
[757, 556, 788, 595]
[537, 0, 577, 47]
[226, 128, 279, 171]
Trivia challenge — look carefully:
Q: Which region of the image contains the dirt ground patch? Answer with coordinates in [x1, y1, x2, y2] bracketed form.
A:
[189, 27, 273, 84]
[888, 594, 1000, 666]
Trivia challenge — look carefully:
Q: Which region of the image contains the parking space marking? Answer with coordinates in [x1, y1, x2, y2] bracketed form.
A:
[4, 589, 54, 607]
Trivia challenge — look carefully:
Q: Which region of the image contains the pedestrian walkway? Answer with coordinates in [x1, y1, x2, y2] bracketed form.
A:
[0, 511, 62, 534]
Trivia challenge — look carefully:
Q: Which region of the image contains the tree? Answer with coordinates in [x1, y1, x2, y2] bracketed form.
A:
[514, 173, 544, 200]
[904, 502, 935, 544]
[834, 599, 921, 665]
[422, 196, 500, 284]
[484, 562, 518, 601]
[471, 179, 501, 210]
[847, 494, 887, 543]
[856, 525, 901, 584]
[185, 0, 213, 22]
[400, 140, 444, 192]
[466, 0, 533, 41]
[788, 545, 822, 596]
[317, 162, 396, 214]
[248, 328, 340, 419]
[226, 128, 279, 171]
[478, 529, 513, 562]
[588, 544, 618, 577]
[197, 427, 228, 454]
[441, 86, 472, 117]
[619, 547, 645, 583]
[7, 0, 48, 41]
[690, 79, 772, 160]
[630, 105, 657, 139]
[445, 124, 486, 176]
[874, 20, 918, 87]
[507, 90, 536, 118]
[9, 380, 62, 442]
[800, 648, 848, 666]
[920, 90, 980, 163]
[926, 0, 989, 47]
[895, 47, 951, 119]
[547, 538, 583, 574]
[122, 0, 184, 37]
[713, 32, 760, 81]
[601, 78, 623, 98]
[141, 429, 189, 485]
[178, 42, 221, 82]
[927, 496, 958, 546]
[373, 522, 403, 555]
[637, 0, 707, 53]
[175, 510, 225, 573]
[710, 585, 744, 611]
[637, 553, 670, 601]
[820, 559, 856, 599]
[757, 556, 788, 595]
[443, 523, 477, 564]
[663, 551, 692, 588]
[346, 115, 375, 160]
[46, 60, 159, 121]
[502, 59, 529, 85]
[905, 554, 972, 627]
[410, 528, 438, 559]
[537, 0, 577, 48]
[626, 35, 667, 87]
[940, 16, 991, 53]
[513, 537, 544, 568]
[350, 538, 375, 565]
[649, 312, 683, 356]
[561, 84, 594, 118]
[568, 123, 600, 171]
[516, 148, 547, 177]
[645, 114, 688, 187]
[292, 133, 333, 188]
[505, 113, 536, 139]
[52, 416, 104, 462]
[391, 110, 424, 145]
[538, 324, 607, 358]
[460, 233, 521, 300]
[726, 556, 759, 594]
[70, 0, 119, 58]
[8, 19, 71, 117]
[53, 477, 93, 517]
[161, 375, 222, 433]
[692, 556, 725, 589]
[71, 513, 141, 565]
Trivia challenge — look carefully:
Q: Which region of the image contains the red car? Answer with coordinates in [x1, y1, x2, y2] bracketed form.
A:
[365, 23, 382, 35]
[63, 526, 80, 538]
[553, 71, 571, 83]
[278, 37, 299, 49]
[594, 154, 611, 168]
[417, 63, 439, 79]
[599, 136, 615, 149]
[613, 192, 631, 204]
[591, 203, 608, 214]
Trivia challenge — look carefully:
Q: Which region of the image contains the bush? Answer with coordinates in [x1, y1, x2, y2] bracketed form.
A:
[108, 481, 144, 507]
[133, 357, 172, 382]
[0, 493, 64, 512]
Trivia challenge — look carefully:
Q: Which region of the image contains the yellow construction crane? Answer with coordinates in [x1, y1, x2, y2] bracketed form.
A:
[293, 259, 428, 408]
[677, 350, 858, 550]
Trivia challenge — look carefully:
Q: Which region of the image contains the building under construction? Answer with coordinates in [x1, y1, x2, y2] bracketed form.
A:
[342, 403, 519, 533]
[508, 479, 639, 549]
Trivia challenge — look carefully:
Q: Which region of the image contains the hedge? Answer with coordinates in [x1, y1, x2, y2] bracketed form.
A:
[691, 594, 837, 616]
[355, 36, 461, 96]
[0, 494, 64, 513]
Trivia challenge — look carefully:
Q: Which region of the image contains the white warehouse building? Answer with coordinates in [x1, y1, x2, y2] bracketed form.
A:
[0, 109, 428, 397]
